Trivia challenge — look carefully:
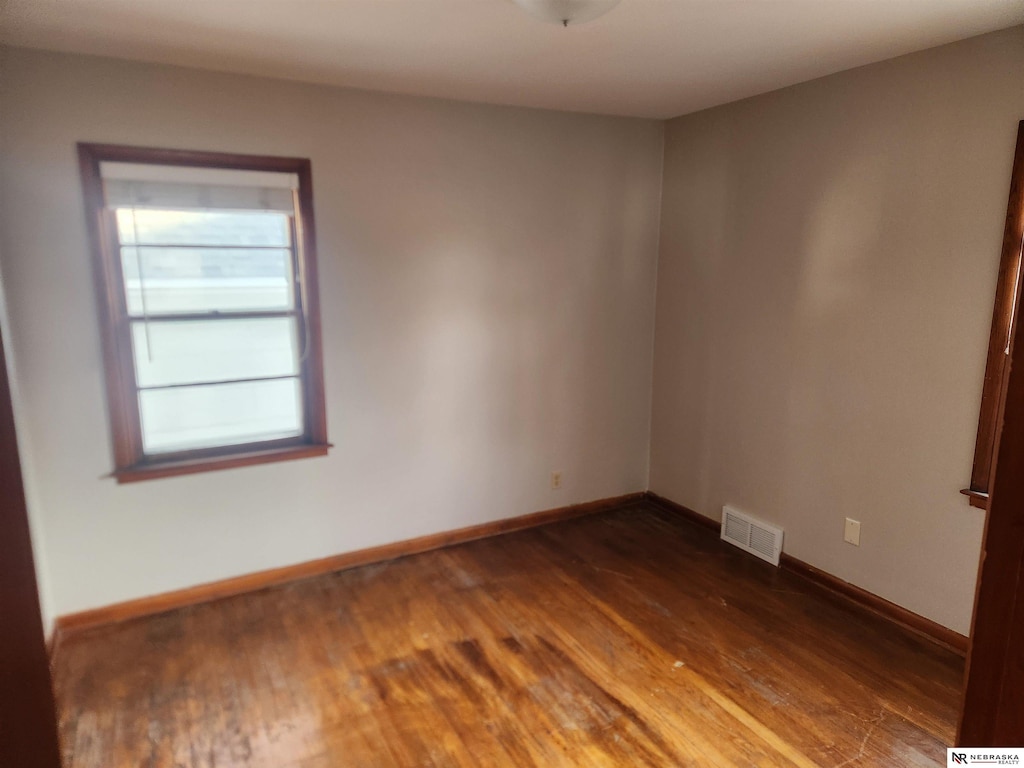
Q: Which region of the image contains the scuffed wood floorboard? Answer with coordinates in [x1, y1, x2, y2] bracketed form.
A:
[53, 506, 963, 766]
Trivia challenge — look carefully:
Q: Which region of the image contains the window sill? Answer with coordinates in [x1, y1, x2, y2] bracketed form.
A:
[113, 443, 331, 484]
[960, 488, 989, 510]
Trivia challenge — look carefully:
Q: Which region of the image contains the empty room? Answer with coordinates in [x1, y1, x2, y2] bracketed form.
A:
[2, 0, 1024, 765]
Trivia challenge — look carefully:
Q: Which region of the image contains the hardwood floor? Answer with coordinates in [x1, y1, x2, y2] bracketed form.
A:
[53, 506, 963, 767]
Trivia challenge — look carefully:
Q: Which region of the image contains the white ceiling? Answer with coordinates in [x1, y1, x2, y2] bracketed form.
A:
[2, 0, 1023, 119]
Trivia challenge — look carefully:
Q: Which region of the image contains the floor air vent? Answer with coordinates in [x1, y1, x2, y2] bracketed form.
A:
[721, 506, 783, 566]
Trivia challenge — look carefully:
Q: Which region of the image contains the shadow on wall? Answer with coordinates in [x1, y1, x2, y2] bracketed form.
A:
[655, 71, 1002, 631]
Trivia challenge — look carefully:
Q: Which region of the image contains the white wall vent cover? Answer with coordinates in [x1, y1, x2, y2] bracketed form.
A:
[721, 506, 784, 566]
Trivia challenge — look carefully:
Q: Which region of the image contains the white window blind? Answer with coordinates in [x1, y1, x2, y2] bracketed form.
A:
[100, 162, 298, 213]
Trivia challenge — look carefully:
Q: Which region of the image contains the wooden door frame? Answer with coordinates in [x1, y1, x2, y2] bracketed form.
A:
[0, 324, 63, 765]
[958, 120, 1024, 746]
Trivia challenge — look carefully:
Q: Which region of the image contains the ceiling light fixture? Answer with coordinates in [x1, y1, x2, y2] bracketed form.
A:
[511, 0, 622, 27]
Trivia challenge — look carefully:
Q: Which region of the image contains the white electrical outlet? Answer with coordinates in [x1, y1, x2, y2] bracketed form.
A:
[551, 471, 562, 490]
[844, 518, 861, 546]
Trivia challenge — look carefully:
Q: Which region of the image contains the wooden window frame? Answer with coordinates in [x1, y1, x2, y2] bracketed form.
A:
[78, 143, 330, 483]
[962, 121, 1024, 510]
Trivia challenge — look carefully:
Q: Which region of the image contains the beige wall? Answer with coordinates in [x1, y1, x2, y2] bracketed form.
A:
[0, 47, 664, 623]
[650, 25, 1024, 634]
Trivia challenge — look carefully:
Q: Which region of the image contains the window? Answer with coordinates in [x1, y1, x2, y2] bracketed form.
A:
[78, 144, 329, 482]
[963, 121, 1024, 510]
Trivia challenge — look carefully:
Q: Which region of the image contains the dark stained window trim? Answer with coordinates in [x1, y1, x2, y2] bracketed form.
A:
[112, 443, 332, 484]
[78, 143, 330, 482]
[963, 121, 1024, 511]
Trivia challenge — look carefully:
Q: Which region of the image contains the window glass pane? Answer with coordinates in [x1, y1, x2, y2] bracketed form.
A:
[132, 317, 299, 388]
[116, 209, 290, 247]
[121, 247, 293, 314]
[139, 378, 303, 454]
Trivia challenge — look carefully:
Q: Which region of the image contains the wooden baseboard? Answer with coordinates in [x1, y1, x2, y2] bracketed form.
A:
[53, 489, 968, 660]
[643, 491, 719, 532]
[643, 491, 969, 656]
[779, 554, 969, 655]
[52, 492, 646, 645]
